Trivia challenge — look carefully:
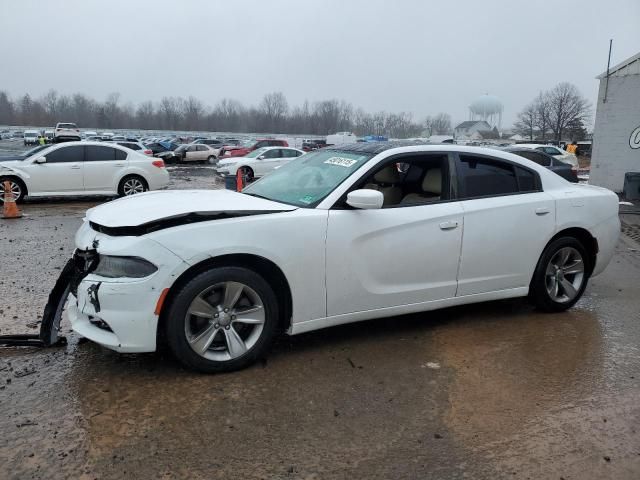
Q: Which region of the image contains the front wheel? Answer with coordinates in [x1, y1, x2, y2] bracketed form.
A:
[0, 176, 26, 203]
[118, 175, 148, 197]
[207, 156, 217, 165]
[530, 237, 589, 312]
[164, 267, 279, 373]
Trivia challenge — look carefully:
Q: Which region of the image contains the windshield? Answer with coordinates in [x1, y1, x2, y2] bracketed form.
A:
[242, 149, 372, 207]
[245, 147, 269, 159]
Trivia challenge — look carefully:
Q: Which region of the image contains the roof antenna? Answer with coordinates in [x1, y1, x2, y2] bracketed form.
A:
[603, 39, 613, 103]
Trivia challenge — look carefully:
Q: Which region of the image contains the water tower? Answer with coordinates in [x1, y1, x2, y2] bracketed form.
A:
[469, 94, 503, 129]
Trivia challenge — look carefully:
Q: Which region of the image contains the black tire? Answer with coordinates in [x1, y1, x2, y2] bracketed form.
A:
[164, 266, 279, 373]
[529, 236, 590, 312]
[239, 166, 254, 182]
[117, 175, 148, 197]
[0, 176, 27, 203]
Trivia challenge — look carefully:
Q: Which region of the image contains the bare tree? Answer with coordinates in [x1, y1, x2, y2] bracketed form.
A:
[0, 91, 15, 124]
[42, 89, 59, 123]
[514, 103, 537, 140]
[430, 113, 452, 135]
[135, 101, 155, 129]
[260, 92, 288, 132]
[533, 92, 551, 141]
[547, 82, 591, 143]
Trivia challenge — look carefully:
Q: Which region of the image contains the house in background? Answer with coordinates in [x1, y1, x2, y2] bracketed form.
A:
[453, 120, 491, 141]
[589, 51, 640, 192]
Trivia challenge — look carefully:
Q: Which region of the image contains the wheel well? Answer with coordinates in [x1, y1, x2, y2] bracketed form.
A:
[119, 174, 148, 189]
[547, 227, 598, 275]
[157, 254, 293, 344]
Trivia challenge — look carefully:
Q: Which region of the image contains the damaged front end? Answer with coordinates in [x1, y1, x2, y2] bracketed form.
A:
[0, 249, 98, 348]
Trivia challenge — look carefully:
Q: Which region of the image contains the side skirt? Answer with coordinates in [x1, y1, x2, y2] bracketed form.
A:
[289, 287, 529, 335]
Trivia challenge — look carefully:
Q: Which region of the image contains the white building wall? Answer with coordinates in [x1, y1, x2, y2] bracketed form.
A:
[590, 74, 640, 192]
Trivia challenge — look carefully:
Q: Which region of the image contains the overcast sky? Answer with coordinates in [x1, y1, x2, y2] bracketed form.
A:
[1, 0, 639, 126]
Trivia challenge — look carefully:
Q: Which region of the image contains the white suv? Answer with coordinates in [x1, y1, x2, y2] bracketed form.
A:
[54, 122, 81, 142]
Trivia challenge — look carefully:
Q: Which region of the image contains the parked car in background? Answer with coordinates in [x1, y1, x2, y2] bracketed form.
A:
[172, 143, 219, 163]
[517, 143, 578, 170]
[216, 146, 305, 179]
[501, 147, 578, 182]
[12, 131, 24, 138]
[116, 141, 154, 156]
[112, 135, 126, 141]
[192, 139, 223, 147]
[0, 141, 169, 202]
[44, 130, 55, 143]
[23, 130, 39, 146]
[146, 141, 179, 157]
[54, 122, 81, 142]
[219, 138, 289, 158]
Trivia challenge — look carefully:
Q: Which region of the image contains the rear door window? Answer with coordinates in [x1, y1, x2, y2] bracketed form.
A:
[46, 145, 85, 163]
[458, 156, 518, 198]
[114, 148, 127, 160]
[86, 146, 117, 161]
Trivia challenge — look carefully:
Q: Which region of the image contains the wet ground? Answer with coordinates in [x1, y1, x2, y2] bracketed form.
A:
[1, 162, 640, 479]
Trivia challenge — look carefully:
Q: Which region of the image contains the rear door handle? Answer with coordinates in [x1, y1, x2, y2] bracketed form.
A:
[114, 163, 125, 167]
[535, 207, 550, 215]
[69, 165, 81, 169]
[439, 220, 459, 230]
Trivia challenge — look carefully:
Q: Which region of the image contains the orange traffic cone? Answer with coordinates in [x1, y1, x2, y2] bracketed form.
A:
[2, 180, 22, 219]
[236, 168, 244, 192]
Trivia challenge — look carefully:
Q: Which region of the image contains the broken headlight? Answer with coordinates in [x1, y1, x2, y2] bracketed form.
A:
[93, 255, 158, 278]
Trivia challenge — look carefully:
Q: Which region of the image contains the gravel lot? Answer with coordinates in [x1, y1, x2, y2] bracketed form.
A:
[1, 139, 640, 479]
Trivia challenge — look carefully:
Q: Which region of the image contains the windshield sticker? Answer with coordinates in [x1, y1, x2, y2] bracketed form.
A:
[299, 195, 315, 204]
[324, 157, 358, 168]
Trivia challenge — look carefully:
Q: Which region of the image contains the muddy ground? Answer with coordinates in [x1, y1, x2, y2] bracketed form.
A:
[1, 160, 640, 479]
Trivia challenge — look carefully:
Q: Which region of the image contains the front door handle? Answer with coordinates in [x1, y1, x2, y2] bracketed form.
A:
[69, 165, 81, 169]
[439, 220, 459, 230]
[535, 207, 551, 215]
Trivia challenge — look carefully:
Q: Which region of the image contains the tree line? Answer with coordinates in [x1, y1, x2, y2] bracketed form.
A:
[0, 89, 453, 138]
[513, 82, 591, 142]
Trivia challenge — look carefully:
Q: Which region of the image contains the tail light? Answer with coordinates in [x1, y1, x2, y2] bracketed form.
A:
[144, 149, 153, 155]
[152, 160, 165, 168]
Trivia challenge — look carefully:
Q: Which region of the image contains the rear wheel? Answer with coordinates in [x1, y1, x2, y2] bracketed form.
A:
[164, 267, 279, 373]
[207, 156, 217, 164]
[0, 176, 26, 203]
[118, 175, 147, 197]
[530, 237, 589, 312]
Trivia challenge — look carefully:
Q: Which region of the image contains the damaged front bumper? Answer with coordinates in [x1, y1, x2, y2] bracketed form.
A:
[65, 221, 188, 352]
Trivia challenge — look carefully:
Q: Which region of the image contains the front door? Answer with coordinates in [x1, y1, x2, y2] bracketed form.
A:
[325, 154, 463, 316]
[23, 144, 84, 193]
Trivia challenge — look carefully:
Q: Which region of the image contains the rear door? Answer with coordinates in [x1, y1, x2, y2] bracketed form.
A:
[84, 145, 127, 191]
[23, 145, 85, 193]
[455, 154, 556, 296]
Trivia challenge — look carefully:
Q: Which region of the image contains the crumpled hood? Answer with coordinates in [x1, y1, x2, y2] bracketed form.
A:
[86, 189, 296, 229]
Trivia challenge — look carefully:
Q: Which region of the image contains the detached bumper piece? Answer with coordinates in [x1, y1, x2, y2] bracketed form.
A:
[0, 249, 98, 348]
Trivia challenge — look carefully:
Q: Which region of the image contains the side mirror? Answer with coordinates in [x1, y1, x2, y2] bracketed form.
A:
[257, 155, 265, 160]
[346, 189, 384, 210]
[34, 156, 46, 164]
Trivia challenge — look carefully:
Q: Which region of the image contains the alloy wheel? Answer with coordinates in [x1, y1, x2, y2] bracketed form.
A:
[122, 178, 145, 195]
[0, 180, 21, 203]
[184, 281, 265, 361]
[545, 247, 585, 303]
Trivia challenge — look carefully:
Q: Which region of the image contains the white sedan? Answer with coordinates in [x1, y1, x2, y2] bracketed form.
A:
[216, 146, 305, 179]
[518, 143, 578, 169]
[66, 143, 619, 373]
[0, 142, 169, 202]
